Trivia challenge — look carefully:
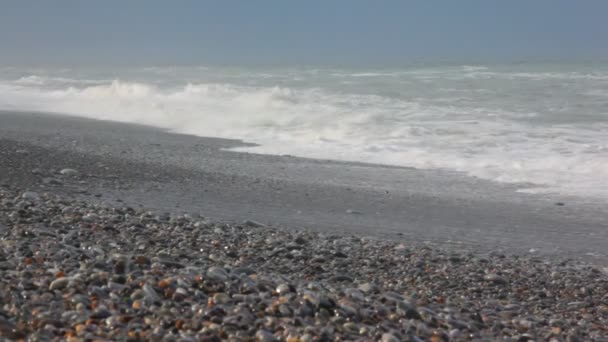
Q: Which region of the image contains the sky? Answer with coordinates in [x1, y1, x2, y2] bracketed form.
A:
[0, 0, 607, 66]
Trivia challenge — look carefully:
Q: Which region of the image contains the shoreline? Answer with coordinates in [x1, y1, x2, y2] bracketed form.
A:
[0, 110, 607, 339]
[1, 110, 607, 263]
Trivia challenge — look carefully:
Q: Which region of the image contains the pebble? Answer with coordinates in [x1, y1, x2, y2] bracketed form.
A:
[483, 273, 508, 285]
[49, 277, 70, 290]
[381, 333, 400, 342]
[21, 191, 40, 201]
[233, 266, 256, 275]
[358, 282, 378, 294]
[42, 177, 63, 185]
[276, 283, 291, 294]
[244, 219, 265, 228]
[59, 168, 79, 176]
[255, 329, 276, 342]
[0, 317, 23, 340]
[142, 283, 161, 303]
[207, 266, 229, 282]
[330, 274, 354, 282]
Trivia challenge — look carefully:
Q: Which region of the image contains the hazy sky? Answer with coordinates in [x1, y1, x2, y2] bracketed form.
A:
[1, 0, 607, 66]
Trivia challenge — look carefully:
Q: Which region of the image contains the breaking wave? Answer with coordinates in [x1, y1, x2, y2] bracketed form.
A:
[1, 65, 607, 198]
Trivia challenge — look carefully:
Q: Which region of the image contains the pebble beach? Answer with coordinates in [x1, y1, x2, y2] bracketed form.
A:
[0, 112, 607, 341]
[1, 186, 607, 341]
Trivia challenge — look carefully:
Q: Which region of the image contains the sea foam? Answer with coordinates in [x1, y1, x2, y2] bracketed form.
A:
[1, 65, 607, 199]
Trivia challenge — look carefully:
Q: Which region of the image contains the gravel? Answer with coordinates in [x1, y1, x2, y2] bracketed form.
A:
[0, 187, 606, 341]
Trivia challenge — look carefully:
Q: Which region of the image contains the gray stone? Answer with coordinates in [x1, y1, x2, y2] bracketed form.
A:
[243, 219, 265, 228]
[42, 178, 63, 185]
[381, 333, 400, 342]
[21, 191, 40, 201]
[483, 273, 508, 285]
[207, 266, 229, 282]
[358, 282, 378, 294]
[142, 283, 161, 303]
[255, 329, 276, 342]
[49, 277, 70, 290]
[59, 168, 79, 176]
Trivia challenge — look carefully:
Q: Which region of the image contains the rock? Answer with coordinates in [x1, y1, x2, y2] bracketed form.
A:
[159, 259, 185, 268]
[42, 177, 63, 185]
[394, 243, 408, 251]
[330, 275, 354, 282]
[285, 243, 304, 251]
[212, 293, 230, 304]
[344, 288, 365, 302]
[483, 274, 508, 285]
[59, 168, 79, 176]
[134, 255, 151, 265]
[449, 255, 462, 263]
[206, 267, 229, 282]
[358, 283, 378, 294]
[49, 277, 70, 290]
[405, 308, 422, 320]
[114, 259, 127, 274]
[21, 191, 40, 201]
[142, 283, 161, 303]
[381, 333, 400, 342]
[232, 267, 256, 275]
[90, 308, 111, 319]
[243, 219, 265, 228]
[276, 283, 291, 294]
[449, 329, 461, 339]
[333, 251, 348, 258]
[83, 213, 99, 222]
[0, 317, 25, 340]
[255, 329, 276, 342]
[302, 292, 320, 307]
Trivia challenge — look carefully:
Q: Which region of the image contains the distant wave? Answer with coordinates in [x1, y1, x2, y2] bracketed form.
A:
[13, 75, 110, 86]
[461, 65, 488, 71]
[329, 72, 406, 77]
[465, 71, 608, 80]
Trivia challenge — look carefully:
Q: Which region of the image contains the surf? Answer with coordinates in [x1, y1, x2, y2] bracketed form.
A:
[1, 64, 607, 199]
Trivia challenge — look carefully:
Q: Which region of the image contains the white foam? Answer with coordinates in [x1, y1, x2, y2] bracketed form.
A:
[465, 71, 608, 81]
[461, 65, 489, 71]
[12, 75, 110, 87]
[1, 69, 607, 199]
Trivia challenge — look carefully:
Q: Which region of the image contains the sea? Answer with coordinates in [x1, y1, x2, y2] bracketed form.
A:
[1, 62, 607, 199]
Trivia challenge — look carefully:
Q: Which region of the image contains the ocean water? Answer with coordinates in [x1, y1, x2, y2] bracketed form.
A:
[1, 63, 607, 198]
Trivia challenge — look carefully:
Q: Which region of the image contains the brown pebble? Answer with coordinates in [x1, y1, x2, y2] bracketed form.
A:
[158, 278, 172, 288]
[134, 255, 150, 265]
